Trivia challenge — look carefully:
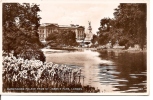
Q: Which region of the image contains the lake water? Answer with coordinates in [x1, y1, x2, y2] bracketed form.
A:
[44, 49, 147, 93]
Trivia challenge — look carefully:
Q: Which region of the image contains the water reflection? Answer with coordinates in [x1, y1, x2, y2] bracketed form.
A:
[44, 49, 147, 93]
[98, 50, 147, 93]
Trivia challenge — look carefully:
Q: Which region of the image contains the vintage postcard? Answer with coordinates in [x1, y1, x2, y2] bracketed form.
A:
[0, 0, 150, 95]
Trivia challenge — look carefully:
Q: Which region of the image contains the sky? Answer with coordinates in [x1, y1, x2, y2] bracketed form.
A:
[37, 1, 119, 34]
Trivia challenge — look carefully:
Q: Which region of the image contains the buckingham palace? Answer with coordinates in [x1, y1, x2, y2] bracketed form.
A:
[38, 23, 85, 43]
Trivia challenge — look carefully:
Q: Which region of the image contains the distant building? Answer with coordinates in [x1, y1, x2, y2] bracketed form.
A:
[38, 23, 85, 43]
[84, 21, 93, 45]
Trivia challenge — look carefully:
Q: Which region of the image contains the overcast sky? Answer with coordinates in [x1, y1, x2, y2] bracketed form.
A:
[37, 1, 119, 34]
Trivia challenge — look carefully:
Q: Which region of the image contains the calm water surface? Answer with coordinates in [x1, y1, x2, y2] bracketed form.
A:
[44, 49, 147, 93]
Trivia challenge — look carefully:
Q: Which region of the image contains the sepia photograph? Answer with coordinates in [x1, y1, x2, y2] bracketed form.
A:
[1, 0, 149, 95]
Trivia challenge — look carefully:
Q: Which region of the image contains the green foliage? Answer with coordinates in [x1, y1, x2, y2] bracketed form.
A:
[3, 3, 45, 61]
[98, 32, 109, 45]
[45, 32, 58, 42]
[91, 34, 98, 45]
[45, 30, 77, 47]
[118, 36, 129, 46]
[113, 3, 147, 49]
[97, 3, 147, 49]
[100, 18, 112, 32]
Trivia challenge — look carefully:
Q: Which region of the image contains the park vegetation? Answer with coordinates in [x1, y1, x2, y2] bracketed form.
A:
[45, 30, 78, 47]
[97, 3, 147, 49]
[3, 3, 45, 61]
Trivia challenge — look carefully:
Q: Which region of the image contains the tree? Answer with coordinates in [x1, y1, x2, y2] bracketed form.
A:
[97, 18, 113, 45]
[91, 34, 98, 45]
[100, 18, 111, 32]
[97, 3, 147, 49]
[67, 30, 77, 46]
[113, 3, 147, 49]
[45, 30, 77, 47]
[45, 32, 58, 42]
[98, 32, 109, 45]
[3, 3, 45, 61]
[60, 30, 77, 46]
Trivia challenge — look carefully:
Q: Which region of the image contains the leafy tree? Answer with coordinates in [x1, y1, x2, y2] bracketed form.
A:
[60, 30, 77, 46]
[3, 3, 45, 61]
[98, 32, 109, 45]
[45, 32, 58, 42]
[45, 30, 77, 47]
[97, 3, 147, 49]
[67, 30, 77, 46]
[100, 18, 112, 32]
[113, 3, 147, 49]
[91, 34, 98, 45]
[97, 18, 113, 46]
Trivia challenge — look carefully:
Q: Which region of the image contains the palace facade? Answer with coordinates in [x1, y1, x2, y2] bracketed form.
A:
[38, 23, 85, 43]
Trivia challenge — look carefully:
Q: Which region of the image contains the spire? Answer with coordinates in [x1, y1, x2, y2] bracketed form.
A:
[88, 21, 92, 31]
[84, 21, 93, 42]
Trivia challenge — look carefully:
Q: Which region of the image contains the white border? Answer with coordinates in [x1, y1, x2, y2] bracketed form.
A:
[0, 0, 150, 95]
